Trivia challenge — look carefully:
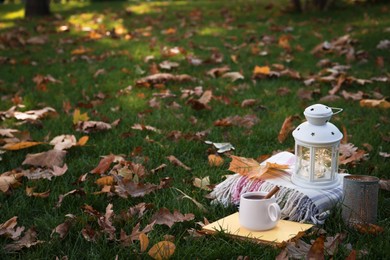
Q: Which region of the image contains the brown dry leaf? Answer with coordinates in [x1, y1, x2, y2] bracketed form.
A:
[51, 221, 72, 239]
[0, 174, 19, 193]
[221, 72, 244, 82]
[73, 109, 89, 124]
[131, 123, 162, 133]
[14, 107, 56, 121]
[114, 179, 162, 198]
[193, 176, 211, 191]
[26, 35, 48, 45]
[329, 74, 346, 95]
[167, 155, 191, 171]
[151, 164, 167, 174]
[148, 241, 176, 260]
[339, 143, 367, 165]
[0, 216, 25, 240]
[0, 128, 19, 138]
[214, 114, 259, 129]
[159, 60, 179, 70]
[49, 135, 76, 150]
[55, 189, 85, 208]
[25, 187, 50, 198]
[90, 155, 116, 175]
[98, 203, 116, 240]
[278, 115, 298, 143]
[95, 176, 115, 186]
[139, 232, 149, 253]
[75, 121, 112, 133]
[81, 225, 99, 242]
[93, 68, 106, 78]
[23, 149, 67, 168]
[136, 73, 194, 87]
[307, 236, 325, 260]
[3, 227, 44, 252]
[187, 90, 212, 110]
[120, 221, 155, 247]
[2, 141, 43, 151]
[360, 99, 390, 109]
[379, 179, 390, 191]
[150, 208, 195, 228]
[241, 99, 257, 107]
[208, 154, 224, 167]
[206, 66, 230, 78]
[23, 164, 68, 180]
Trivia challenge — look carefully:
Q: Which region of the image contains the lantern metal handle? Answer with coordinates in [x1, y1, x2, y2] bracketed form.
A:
[330, 107, 343, 115]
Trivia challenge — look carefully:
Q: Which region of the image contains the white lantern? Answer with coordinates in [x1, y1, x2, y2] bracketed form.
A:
[291, 104, 343, 189]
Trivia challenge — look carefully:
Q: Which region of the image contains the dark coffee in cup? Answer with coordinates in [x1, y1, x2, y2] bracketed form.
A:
[244, 195, 264, 200]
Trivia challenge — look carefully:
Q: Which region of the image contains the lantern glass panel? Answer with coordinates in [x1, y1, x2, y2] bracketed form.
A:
[313, 147, 333, 180]
[296, 145, 311, 179]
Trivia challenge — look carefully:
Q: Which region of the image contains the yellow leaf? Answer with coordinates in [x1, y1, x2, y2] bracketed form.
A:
[76, 136, 89, 146]
[95, 176, 114, 186]
[2, 141, 43, 151]
[148, 241, 176, 260]
[208, 154, 224, 167]
[139, 232, 149, 253]
[360, 99, 390, 109]
[253, 65, 270, 75]
[73, 109, 89, 124]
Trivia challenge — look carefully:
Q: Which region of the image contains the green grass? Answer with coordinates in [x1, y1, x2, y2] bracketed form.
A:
[1, 0, 389, 259]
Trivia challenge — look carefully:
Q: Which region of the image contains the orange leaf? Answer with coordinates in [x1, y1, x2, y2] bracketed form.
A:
[278, 35, 291, 50]
[139, 232, 149, 253]
[71, 47, 92, 55]
[208, 154, 224, 167]
[228, 155, 263, 178]
[2, 141, 43, 151]
[77, 136, 89, 146]
[228, 155, 289, 179]
[148, 241, 176, 260]
[359, 99, 390, 109]
[307, 235, 325, 260]
[253, 65, 270, 75]
[354, 223, 384, 235]
[90, 155, 115, 175]
[277, 115, 297, 143]
[95, 176, 114, 186]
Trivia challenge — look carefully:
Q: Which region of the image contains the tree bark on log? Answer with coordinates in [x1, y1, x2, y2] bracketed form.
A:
[25, 0, 51, 17]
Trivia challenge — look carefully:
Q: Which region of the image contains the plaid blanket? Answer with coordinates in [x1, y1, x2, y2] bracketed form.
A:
[210, 152, 346, 224]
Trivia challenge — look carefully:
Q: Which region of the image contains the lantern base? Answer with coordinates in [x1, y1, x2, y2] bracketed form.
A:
[291, 174, 341, 189]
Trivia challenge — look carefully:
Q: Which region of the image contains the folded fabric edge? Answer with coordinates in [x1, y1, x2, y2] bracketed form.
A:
[210, 174, 332, 225]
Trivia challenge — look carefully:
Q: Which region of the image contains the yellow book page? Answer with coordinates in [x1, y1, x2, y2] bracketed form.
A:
[202, 212, 313, 246]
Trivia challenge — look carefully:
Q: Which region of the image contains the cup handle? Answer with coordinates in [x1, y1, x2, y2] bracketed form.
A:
[268, 203, 281, 222]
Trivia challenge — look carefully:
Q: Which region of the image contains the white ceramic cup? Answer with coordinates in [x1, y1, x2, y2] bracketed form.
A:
[239, 191, 281, 231]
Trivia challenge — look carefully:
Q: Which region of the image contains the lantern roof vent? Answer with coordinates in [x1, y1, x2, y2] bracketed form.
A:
[293, 104, 343, 145]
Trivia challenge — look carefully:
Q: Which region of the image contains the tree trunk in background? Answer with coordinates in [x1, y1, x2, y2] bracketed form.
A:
[25, 0, 51, 17]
